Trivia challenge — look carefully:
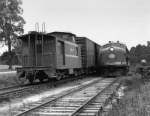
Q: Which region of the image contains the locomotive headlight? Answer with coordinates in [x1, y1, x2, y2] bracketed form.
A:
[110, 47, 114, 51]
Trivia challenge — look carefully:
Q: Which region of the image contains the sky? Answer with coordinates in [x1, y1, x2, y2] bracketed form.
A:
[20, 0, 150, 49]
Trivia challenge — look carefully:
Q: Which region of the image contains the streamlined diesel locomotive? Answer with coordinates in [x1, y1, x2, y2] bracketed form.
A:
[98, 41, 129, 76]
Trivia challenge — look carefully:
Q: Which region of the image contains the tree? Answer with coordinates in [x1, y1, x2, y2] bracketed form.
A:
[129, 43, 150, 65]
[0, 49, 19, 65]
[0, 0, 25, 69]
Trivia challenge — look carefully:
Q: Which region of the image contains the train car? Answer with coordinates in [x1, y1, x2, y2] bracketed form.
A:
[16, 31, 82, 83]
[75, 37, 100, 74]
[98, 41, 129, 76]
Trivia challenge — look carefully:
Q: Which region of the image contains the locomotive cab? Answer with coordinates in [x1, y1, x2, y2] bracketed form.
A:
[16, 31, 57, 83]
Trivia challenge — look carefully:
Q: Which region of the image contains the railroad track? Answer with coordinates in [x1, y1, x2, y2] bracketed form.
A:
[0, 84, 43, 100]
[11, 77, 119, 116]
[0, 75, 93, 101]
[0, 85, 27, 93]
[0, 82, 43, 92]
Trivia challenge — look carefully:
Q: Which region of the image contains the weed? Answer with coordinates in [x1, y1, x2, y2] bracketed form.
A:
[106, 75, 150, 116]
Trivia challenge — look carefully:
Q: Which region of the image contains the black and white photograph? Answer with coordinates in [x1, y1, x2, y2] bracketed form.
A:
[0, 0, 150, 115]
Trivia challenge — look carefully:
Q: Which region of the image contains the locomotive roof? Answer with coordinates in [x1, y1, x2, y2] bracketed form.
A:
[18, 31, 55, 39]
[48, 31, 76, 42]
[102, 41, 127, 49]
[100, 41, 129, 53]
[48, 31, 76, 36]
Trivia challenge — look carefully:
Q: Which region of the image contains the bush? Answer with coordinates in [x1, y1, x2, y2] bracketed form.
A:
[0, 50, 19, 65]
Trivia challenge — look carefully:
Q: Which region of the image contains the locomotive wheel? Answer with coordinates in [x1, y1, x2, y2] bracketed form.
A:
[18, 77, 28, 84]
[26, 73, 35, 84]
[39, 78, 44, 83]
[28, 78, 34, 84]
[56, 74, 62, 80]
[17, 72, 28, 84]
[36, 71, 48, 82]
[74, 71, 78, 77]
[56, 76, 61, 80]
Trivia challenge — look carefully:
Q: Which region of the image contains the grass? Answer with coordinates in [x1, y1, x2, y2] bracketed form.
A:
[0, 72, 19, 88]
[0, 65, 20, 88]
[106, 74, 150, 116]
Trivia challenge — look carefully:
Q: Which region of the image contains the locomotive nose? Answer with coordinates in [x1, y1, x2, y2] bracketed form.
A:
[108, 53, 116, 59]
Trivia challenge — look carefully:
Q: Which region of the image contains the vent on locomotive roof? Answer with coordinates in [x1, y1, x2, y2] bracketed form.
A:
[34, 23, 39, 32]
[29, 22, 46, 33]
[27, 23, 46, 35]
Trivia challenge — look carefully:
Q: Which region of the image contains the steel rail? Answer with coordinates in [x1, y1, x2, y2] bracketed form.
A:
[70, 78, 118, 116]
[0, 85, 33, 98]
[0, 85, 25, 92]
[15, 78, 104, 116]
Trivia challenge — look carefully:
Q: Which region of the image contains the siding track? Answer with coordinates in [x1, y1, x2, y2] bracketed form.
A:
[0, 76, 88, 100]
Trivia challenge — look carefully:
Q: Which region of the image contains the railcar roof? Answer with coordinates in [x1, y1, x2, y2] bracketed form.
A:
[48, 31, 76, 36]
[76, 36, 94, 43]
[76, 37, 101, 46]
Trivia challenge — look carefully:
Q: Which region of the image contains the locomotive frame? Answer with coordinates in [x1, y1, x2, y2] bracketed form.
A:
[16, 32, 82, 83]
